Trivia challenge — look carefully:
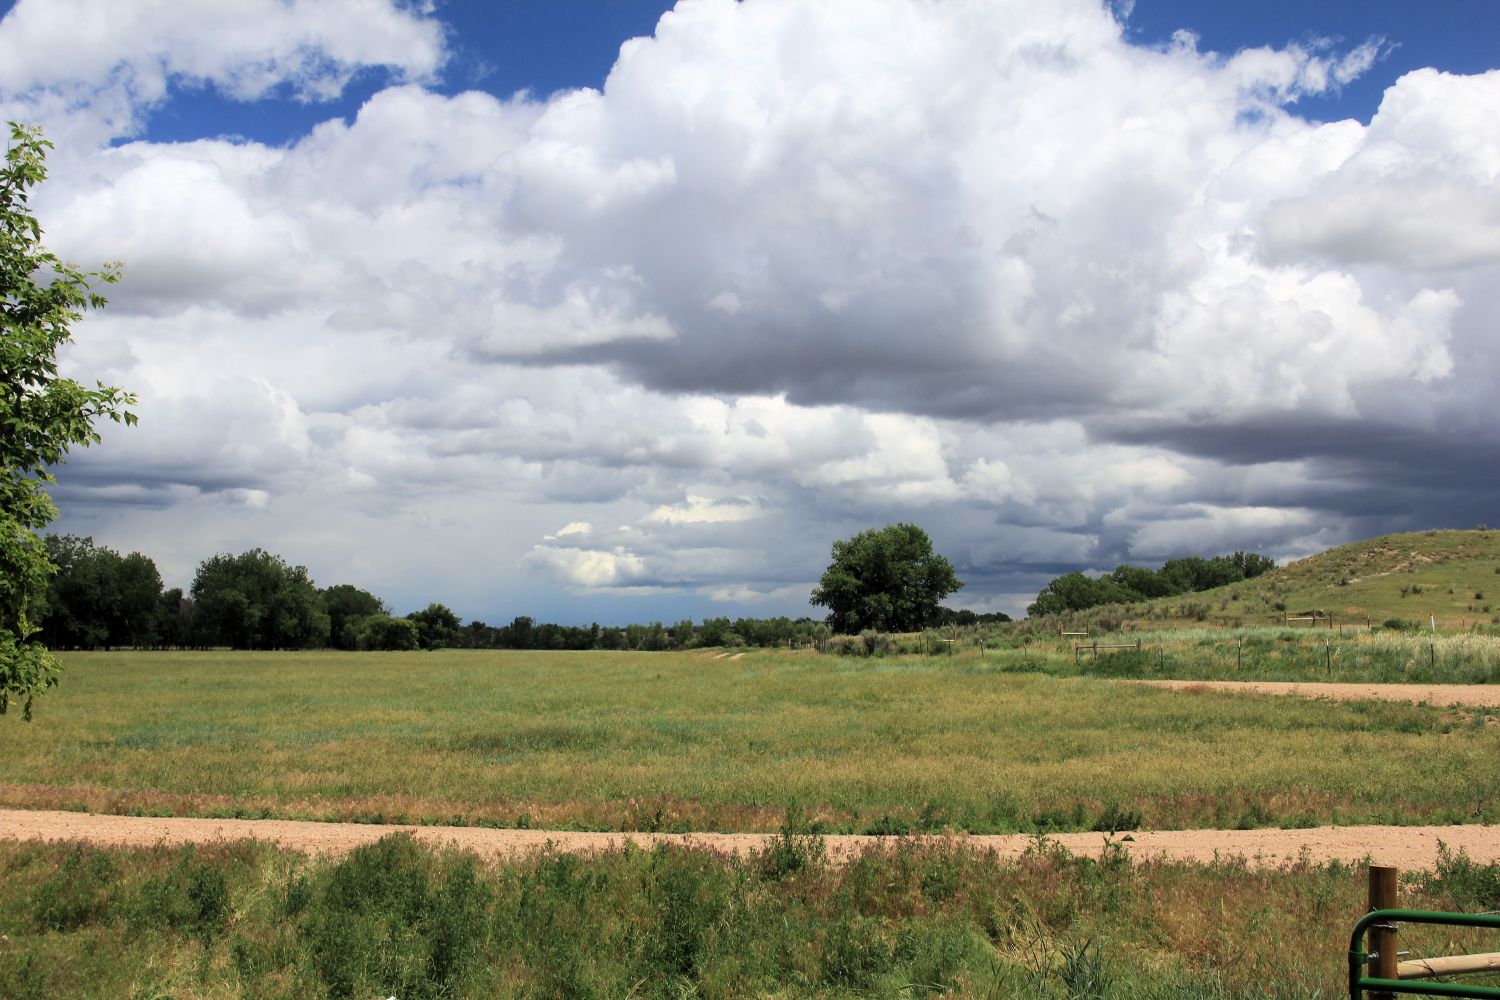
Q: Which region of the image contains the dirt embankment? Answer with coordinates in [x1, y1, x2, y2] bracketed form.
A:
[1133, 680, 1500, 708]
[3, 809, 1497, 872]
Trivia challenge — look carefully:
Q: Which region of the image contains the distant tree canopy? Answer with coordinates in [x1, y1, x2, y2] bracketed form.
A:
[810, 524, 964, 634]
[1027, 552, 1276, 617]
[39, 535, 163, 650]
[190, 549, 330, 650]
[320, 583, 385, 650]
[407, 602, 461, 650]
[35, 535, 1004, 654]
[33, 535, 848, 654]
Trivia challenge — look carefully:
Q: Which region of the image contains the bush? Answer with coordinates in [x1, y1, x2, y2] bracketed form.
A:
[127, 847, 232, 944]
[300, 834, 489, 1000]
[31, 845, 117, 932]
[756, 808, 827, 881]
[1407, 843, 1500, 912]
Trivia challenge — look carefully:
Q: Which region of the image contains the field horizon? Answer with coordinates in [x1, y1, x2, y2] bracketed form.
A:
[4, 645, 1499, 835]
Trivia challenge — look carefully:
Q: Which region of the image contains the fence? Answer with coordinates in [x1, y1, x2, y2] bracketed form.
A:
[1073, 639, 1142, 663]
[1349, 865, 1500, 998]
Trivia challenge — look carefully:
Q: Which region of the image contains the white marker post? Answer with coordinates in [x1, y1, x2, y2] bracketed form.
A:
[1430, 612, 1436, 634]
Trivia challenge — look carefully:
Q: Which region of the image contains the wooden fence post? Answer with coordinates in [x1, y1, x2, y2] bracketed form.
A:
[1368, 865, 1399, 1000]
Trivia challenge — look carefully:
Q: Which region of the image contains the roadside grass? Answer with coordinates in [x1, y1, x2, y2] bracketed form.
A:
[3, 648, 1500, 833]
[1000, 627, 1500, 685]
[10, 832, 1499, 999]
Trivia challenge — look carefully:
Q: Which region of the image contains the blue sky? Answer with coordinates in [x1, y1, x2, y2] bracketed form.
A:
[97, 0, 1500, 146]
[3, 0, 1499, 625]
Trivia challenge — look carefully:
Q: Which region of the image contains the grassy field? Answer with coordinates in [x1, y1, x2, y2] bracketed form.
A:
[1029, 529, 1500, 632]
[2, 831, 1498, 1000]
[4, 647, 1500, 833]
[1003, 626, 1500, 685]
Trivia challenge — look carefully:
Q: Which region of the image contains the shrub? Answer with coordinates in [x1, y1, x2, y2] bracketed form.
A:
[300, 834, 489, 1000]
[756, 807, 827, 881]
[31, 845, 117, 932]
[125, 847, 233, 945]
[1406, 843, 1500, 912]
[638, 847, 730, 981]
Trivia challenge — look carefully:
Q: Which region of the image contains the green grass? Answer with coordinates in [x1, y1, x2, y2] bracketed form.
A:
[4, 648, 1500, 832]
[1033, 529, 1500, 631]
[1009, 627, 1500, 685]
[12, 831, 1497, 999]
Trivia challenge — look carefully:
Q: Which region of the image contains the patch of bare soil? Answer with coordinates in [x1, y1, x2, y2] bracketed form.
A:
[1132, 680, 1500, 708]
[2, 809, 1495, 871]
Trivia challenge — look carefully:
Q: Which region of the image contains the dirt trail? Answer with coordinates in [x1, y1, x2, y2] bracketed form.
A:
[1132, 680, 1500, 708]
[2, 809, 1496, 871]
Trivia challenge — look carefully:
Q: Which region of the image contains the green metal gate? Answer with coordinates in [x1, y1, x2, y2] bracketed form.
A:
[1349, 909, 1500, 999]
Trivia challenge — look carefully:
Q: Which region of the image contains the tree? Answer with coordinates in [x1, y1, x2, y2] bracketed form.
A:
[321, 583, 385, 650]
[810, 524, 963, 634]
[2, 123, 135, 717]
[190, 549, 330, 650]
[1027, 571, 1141, 617]
[347, 613, 419, 651]
[406, 602, 460, 650]
[155, 588, 193, 648]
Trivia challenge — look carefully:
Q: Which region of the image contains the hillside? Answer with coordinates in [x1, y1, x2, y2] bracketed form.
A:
[1070, 530, 1500, 630]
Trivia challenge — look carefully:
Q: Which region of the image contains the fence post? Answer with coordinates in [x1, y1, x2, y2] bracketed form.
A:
[1368, 865, 1399, 1000]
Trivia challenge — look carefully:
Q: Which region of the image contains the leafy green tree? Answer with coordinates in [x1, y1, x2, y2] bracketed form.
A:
[321, 584, 386, 650]
[698, 616, 732, 647]
[810, 524, 963, 634]
[190, 549, 330, 650]
[2, 124, 136, 716]
[406, 602, 460, 650]
[112, 551, 163, 648]
[1231, 551, 1276, 578]
[1109, 564, 1179, 599]
[155, 587, 192, 648]
[348, 613, 419, 651]
[39, 534, 113, 649]
[1027, 571, 1141, 617]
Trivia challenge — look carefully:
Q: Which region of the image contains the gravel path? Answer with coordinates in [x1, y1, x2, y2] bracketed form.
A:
[1132, 680, 1500, 707]
[3, 809, 1496, 871]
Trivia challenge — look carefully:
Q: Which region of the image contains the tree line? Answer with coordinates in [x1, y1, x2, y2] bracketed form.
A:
[1027, 552, 1276, 617]
[34, 536, 861, 652]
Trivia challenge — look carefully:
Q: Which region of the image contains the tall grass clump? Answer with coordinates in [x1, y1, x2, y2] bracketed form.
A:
[0, 833, 1417, 999]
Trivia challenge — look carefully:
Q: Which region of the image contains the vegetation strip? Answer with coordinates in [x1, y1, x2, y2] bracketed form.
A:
[4, 809, 1499, 872]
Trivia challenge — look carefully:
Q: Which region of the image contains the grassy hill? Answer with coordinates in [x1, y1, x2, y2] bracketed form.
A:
[1054, 530, 1500, 631]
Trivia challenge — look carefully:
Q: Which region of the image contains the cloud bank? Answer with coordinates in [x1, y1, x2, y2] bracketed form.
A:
[5, 0, 1497, 620]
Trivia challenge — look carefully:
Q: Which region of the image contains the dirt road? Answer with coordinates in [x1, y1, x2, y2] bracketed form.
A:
[3, 809, 1496, 871]
[1133, 680, 1500, 707]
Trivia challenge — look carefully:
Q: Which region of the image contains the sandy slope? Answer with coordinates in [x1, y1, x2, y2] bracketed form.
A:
[1132, 680, 1500, 707]
[3, 809, 1496, 871]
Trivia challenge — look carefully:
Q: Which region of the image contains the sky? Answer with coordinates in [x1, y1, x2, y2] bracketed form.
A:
[3, 0, 1499, 625]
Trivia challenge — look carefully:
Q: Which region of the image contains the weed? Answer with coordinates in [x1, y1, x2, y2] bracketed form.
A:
[1091, 803, 1143, 834]
[756, 806, 826, 880]
[1059, 936, 1109, 1000]
[300, 833, 489, 1000]
[30, 844, 117, 932]
[127, 847, 232, 945]
[1406, 842, 1500, 912]
[864, 814, 912, 836]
